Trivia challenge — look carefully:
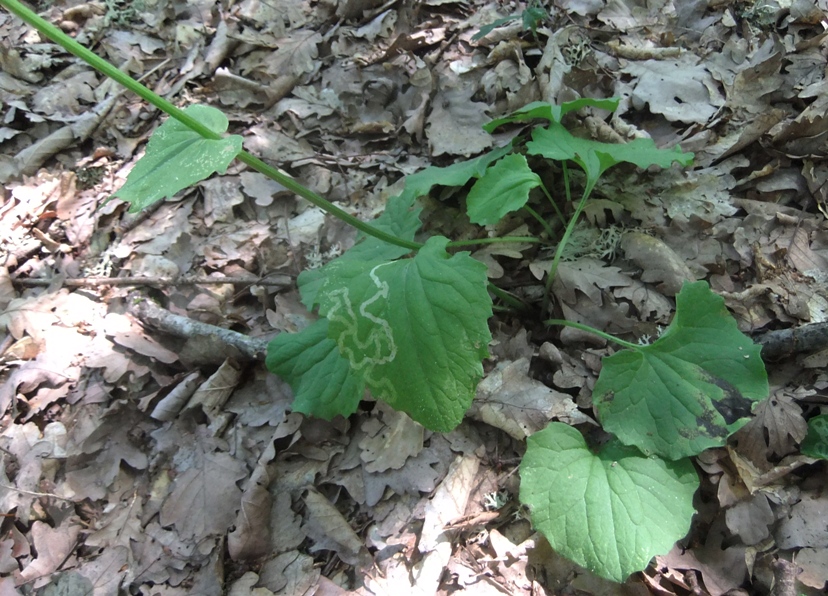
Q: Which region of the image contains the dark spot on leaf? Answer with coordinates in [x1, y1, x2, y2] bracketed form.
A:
[696, 402, 728, 439]
[700, 372, 755, 424]
[602, 391, 614, 403]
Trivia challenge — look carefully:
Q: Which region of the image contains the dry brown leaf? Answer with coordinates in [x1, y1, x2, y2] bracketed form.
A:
[622, 56, 725, 123]
[469, 358, 592, 440]
[733, 392, 808, 460]
[724, 493, 774, 546]
[775, 490, 828, 549]
[17, 520, 81, 585]
[303, 489, 368, 567]
[427, 83, 493, 157]
[158, 428, 246, 541]
[104, 313, 178, 364]
[359, 403, 424, 473]
[621, 232, 696, 296]
[186, 358, 243, 419]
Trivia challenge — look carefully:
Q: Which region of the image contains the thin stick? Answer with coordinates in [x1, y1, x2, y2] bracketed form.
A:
[0, 483, 76, 502]
[127, 294, 270, 361]
[11, 275, 292, 288]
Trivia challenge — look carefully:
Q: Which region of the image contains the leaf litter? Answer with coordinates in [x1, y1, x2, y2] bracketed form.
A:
[2, 0, 828, 594]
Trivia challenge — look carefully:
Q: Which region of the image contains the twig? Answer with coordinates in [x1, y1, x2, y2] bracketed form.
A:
[755, 322, 828, 361]
[127, 293, 270, 361]
[0, 483, 76, 502]
[11, 274, 292, 289]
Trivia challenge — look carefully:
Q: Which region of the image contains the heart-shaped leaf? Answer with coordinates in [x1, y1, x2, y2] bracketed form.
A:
[594, 281, 768, 460]
[466, 154, 541, 225]
[113, 105, 243, 212]
[520, 422, 698, 582]
[316, 236, 492, 431]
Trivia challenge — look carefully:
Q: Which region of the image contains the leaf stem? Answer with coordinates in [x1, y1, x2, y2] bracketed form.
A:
[541, 177, 596, 313]
[1, 0, 422, 253]
[488, 284, 530, 311]
[522, 205, 555, 239]
[537, 181, 566, 228]
[447, 236, 541, 248]
[545, 319, 641, 350]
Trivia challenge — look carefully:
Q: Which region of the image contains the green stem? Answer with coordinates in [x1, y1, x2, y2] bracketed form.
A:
[488, 284, 529, 311]
[522, 205, 555, 239]
[545, 319, 640, 350]
[1, 0, 421, 252]
[447, 236, 541, 248]
[237, 153, 422, 251]
[541, 176, 595, 314]
[537, 182, 566, 228]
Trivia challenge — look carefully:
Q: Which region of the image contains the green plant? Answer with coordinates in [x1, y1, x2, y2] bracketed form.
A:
[472, 0, 550, 41]
[800, 414, 828, 459]
[2, 0, 770, 583]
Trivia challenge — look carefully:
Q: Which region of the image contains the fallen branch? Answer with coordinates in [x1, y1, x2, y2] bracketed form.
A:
[127, 293, 270, 362]
[12, 274, 292, 289]
[755, 322, 828, 361]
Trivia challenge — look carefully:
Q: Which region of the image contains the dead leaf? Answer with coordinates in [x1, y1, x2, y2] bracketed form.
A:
[159, 431, 246, 541]
[17, 520, 81, 585]
[303, 489, 368, 567]
[621, 231, 696, 295]
[469, 358, 592, 440]
[359, 403, 424, 473]
[732, 392, 808, 460]
[622, 55, 725, 123]
[724, 492, 774, 545]
[775, 490, 828, 549]
[427, 83, 493, 157]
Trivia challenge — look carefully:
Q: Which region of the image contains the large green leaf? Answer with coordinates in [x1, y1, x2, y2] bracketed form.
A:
[298, 193, 422, 309]
[800, 414, 828, 460]
[484, 98, 621, 132]
[527, 122, 693, 184]
[520, 422, 698, 582]
[112, 105, 243, 212]
[466, 154, 541, 225]
[594, 281, 768, 460]
[316, 236, 492, 431]
[398, 143, 513, 203]
[266, 318, 365, 419]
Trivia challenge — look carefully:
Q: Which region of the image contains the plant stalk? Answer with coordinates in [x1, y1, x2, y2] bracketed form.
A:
[0, 0, 421, 252]
[541, 178, 596, 314]
[545, 319, 640, 350]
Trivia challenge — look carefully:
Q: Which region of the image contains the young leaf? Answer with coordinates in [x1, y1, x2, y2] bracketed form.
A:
[484, 98, 621, 133]
[466, 154, 541, 225]
[398, 144, 513, 203]
[317, 236, 492, 432]
[527, 122, 693, 182]
[471, 15, 518, 41]
[800, 414, 828, 460]
[112, 105, 243, 212]
[266, 318, 365, 420]
[298, 193, 422, 309]
[594, 281, 768, 460]
[520, 422, 698, 583]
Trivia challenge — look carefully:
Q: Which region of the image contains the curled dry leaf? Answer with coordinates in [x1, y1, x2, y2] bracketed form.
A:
[469, 358, 592, 440]
[621, 231, 695, 296]
[303, 489, 369, 567]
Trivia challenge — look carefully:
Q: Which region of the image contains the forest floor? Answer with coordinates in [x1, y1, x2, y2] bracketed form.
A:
[1, 0, 828, 594]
